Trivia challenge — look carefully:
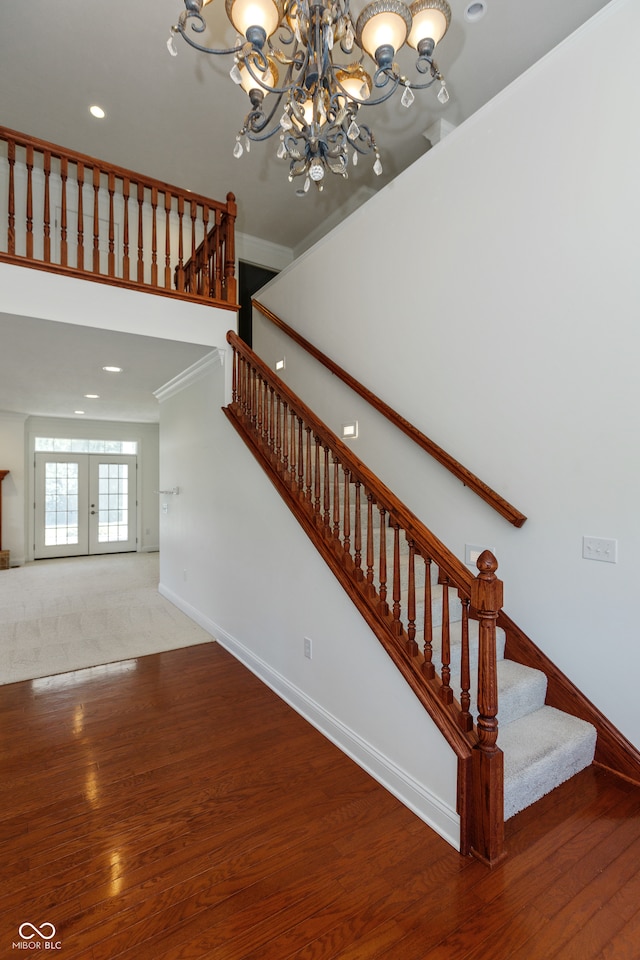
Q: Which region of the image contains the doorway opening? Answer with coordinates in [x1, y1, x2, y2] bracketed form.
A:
[34, 439, 138, 559]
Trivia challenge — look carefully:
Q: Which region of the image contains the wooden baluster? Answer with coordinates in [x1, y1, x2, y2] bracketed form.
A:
[305, 426, 312, 503]
[289, 410, 297, 485]
[407, 541, 418, 655]
[378, 507, 388, 614]
[365, 494, 375, 598]
[26, 145, 34, 259]
[323, 445, 331, 532]
[313, 436, 321, 518]
[224, 192, 237, 304]
[392, 522, 402, 635]
[231, 345, 238, 405]
[275, 393, 282, 467]
[7, 138, 15, 255]
[256, 373, 263, 437]
[240, 356, 248, 416]
[201, 205, 210, 297]
[332, 458, 341, 541]
[343, 470, 351, 559]
[282, 401, 289, 477]
[297, 418, 304, 493]
[175, 195, 185, 291]
[122, 176, 130, 281]
[137, 181, 145, 283]
[151, 186, 158, 286]
[92, 166, 101, 274]
[215, 210, 223, 300]
[189, 199, 197, 294]
[76, 162, 85, 269]
[439, 574, 453, 703]
[43, 150, 51, 263]
[107, 172, 116, 277]
[60, 157, 68, 267]
[161, 192, 171, 289]
[353, 480, 363, 581]
[269, 385, 275, 451]
[470, 550, 504, 866]
[252, 366, 258, 425]
[422, 557, 434, 678]
[459, 598, 472, 732]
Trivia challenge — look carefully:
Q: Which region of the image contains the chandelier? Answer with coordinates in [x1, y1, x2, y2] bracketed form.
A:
[168, 0, 451, 191]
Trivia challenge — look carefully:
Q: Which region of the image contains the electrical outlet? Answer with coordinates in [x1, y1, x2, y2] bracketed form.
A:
[582, 536, 618, 563]
[304, 637, 312, 660]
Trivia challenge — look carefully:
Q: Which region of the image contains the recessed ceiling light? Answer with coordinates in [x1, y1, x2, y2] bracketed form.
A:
[102, 365, 123, 373]
[74, 410, 85, 416]
[89, 105, 106, 119]
[84, 393, 100, 399]
[465, 1, 486, 21]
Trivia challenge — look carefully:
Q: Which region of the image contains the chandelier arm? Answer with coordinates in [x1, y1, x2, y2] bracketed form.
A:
[245, 44, 309, 98]
[348, 125, 376, 155]
[174, 12, 245, 56]
[242, 49, 307, 97]
[244, 93, 288, 140]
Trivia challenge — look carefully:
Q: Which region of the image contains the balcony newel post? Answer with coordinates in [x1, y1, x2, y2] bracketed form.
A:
[470, 550, 505, 867]
[224, 192, 237, 304]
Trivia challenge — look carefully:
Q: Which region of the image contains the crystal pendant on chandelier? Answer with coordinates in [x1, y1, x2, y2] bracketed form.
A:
[373, 156, 383, 176]
[401, 85, 415, 108]
[347, 120, 360, 141]
[230, 63, 243, 84]
[437, 82, 450, 104]
[166, 34, 178, 56]
[233, 139, 244, 159]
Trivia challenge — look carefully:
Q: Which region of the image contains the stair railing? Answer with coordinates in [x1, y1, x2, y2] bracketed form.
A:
[225, 330, 505, 865]
[252, 299, 526, 528]
[0, 126, 237, 308]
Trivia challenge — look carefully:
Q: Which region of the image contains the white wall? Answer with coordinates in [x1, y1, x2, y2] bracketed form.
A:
[157, 355, 460, 848]
[0, 412, 28, 564]
[0, 262, 232, 347]
[253, 0, 640, 749]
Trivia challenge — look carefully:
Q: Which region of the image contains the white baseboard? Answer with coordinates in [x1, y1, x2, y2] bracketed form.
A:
[158, 582, 460, 851]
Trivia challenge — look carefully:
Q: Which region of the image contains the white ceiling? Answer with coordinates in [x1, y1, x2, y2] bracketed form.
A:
[0, 0, 611, 422]
[0, 313, 212, 423]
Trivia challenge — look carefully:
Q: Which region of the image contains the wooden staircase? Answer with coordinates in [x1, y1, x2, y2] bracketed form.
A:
[224, 329, 640, 866]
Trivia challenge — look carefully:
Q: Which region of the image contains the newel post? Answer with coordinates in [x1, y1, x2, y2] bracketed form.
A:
[224, 192, 237, 305]
[469, 550, 506, 866]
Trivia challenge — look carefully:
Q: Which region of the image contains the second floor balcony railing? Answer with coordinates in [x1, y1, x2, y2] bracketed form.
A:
[0, 126, 237, 310]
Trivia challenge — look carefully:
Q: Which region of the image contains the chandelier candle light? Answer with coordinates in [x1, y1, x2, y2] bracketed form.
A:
[168, 0, 451, 191]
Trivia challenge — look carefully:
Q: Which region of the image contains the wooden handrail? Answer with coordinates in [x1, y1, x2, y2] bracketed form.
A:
[225, 329, 505, 865]
[253, 299, 527, 528]
[0, 127, 238, 309]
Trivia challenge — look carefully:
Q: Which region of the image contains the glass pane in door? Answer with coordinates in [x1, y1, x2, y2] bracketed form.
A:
[44, 461, 79, 546]
[98, 463, 130, 543]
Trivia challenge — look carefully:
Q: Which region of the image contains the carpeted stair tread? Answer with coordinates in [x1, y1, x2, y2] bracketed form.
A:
[501, 705, 597, 819]
[450, 658, 548, 727]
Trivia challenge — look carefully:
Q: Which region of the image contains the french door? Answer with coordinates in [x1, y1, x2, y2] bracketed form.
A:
[34, 453, 137, 559]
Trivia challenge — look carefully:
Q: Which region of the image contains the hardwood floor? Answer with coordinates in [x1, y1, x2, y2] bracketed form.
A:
[1, 642, 639, 959]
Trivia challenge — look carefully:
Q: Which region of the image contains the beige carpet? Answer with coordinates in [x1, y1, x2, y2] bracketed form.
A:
[0, 552, 214, 686]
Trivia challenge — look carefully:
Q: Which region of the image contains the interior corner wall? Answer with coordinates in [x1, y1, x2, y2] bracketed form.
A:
[253, 0, 640, 749]
[157, 358, 460, 849]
